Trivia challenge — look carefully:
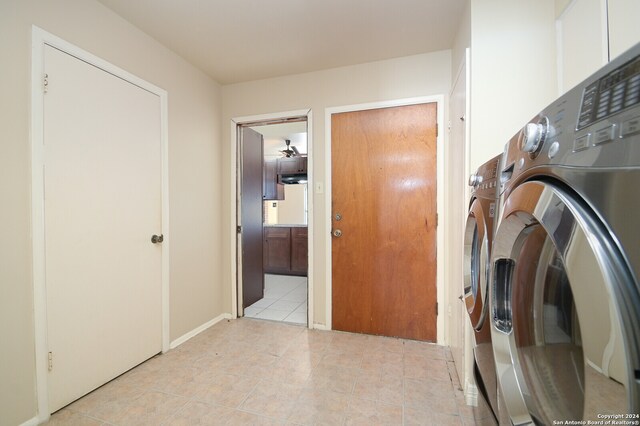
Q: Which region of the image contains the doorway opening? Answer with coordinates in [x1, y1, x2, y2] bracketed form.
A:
[236, 115, 310, 326]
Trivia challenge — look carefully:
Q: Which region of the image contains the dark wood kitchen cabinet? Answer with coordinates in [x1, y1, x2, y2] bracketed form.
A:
[277, 156, 307, 174]
[290, 227, 308, 274]
[263, 159, 284, 200]
[263, 226, 307, 276]
[263, 227, 290, 274]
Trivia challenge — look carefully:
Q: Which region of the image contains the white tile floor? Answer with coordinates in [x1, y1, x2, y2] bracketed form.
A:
[244, 274, 307, 325]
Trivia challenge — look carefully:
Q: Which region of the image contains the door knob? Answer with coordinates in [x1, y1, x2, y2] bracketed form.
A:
[151, 234, 164, 244]
[332, 229, 342, 237]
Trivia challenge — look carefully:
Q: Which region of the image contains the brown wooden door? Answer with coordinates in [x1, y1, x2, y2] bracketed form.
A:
[241, 126, 264, 308]
[331, 103, 438, 341]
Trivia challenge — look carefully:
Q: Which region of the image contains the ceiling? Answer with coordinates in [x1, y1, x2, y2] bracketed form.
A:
[250, 122, 307, 157]
[97, 0, 466, 84]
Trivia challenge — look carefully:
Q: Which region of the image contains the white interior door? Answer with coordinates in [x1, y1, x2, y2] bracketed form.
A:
[448, 54, 468, 387]
[44, 45, 162, 412]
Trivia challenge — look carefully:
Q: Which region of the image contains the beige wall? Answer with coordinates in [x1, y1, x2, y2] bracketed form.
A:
[447, 0, 557, 398]
[469, 0, 558, 170]
[222, 51, 452, 326]
[0, 1, 223, 424]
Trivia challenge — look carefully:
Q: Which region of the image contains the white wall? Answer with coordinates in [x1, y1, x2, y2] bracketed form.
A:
[469, 0, 558, 170]
[222, 51, 452, 326]
[0, 1, 223, 424]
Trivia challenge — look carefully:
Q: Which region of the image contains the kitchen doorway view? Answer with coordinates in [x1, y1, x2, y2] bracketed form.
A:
[238, 119, 308, 326]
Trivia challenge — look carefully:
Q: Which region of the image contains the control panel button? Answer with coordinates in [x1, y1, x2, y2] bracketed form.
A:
[594, 124, 616, 145]
[520, 123, 544, 152]
[621, 115, 640, 137]
[573, 134, 591, 152]
[468, 173, 481, 187]
[626, 75, 640, 107]
[521, 118, 548, 154]
[548, 141, 560, 159]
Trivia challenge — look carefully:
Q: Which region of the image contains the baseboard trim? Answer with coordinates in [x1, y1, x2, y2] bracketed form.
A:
[312, 323, 330, 331]
[20, 415, 42, 426]
[169, 313, 232, 349]
[464, 377, 479, 406]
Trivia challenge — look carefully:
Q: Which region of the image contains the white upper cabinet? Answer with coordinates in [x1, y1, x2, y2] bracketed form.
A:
[557, 0, 608, 94]
[608, 0, 640, 60]
[557, 0, 640, 94]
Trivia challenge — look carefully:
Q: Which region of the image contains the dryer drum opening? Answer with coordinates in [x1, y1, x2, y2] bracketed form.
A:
[490, 180, 639, 424]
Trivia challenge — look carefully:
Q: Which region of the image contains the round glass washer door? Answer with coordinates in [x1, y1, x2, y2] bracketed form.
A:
[464, 198, 491, 330]
[490, 180, 640, 425]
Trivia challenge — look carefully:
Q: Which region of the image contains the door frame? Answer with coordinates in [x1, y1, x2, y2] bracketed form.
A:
[229, 109, 314, 327]
[30, 26, 170, 422]
[324, 96, 445, 344]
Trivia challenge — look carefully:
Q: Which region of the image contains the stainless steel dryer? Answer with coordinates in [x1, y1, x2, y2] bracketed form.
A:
[464, 154, 501, 420]
[491, 42, 640, 424]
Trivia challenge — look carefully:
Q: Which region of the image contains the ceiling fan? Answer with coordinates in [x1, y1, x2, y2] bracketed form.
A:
[279, 139, 300, 158]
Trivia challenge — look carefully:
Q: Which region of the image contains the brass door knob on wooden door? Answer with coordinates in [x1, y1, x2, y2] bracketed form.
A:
[332, 229, 342, 237]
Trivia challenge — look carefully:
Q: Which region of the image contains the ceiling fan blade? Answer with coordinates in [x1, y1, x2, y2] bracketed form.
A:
[291, 146, 300, 155]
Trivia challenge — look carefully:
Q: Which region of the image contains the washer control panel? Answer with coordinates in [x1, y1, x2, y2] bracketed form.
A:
[577, 55, 640, 130]
[470, 155, 500, 198]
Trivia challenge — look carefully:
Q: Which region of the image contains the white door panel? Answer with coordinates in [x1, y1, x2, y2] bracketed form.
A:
[44, 45, 162, 412]
[558, 0, 608, 94]
[448, 53, 468, 385]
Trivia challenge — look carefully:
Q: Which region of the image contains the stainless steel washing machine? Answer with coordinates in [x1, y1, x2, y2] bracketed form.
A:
[491, 42, 640, 424]
[464, 154, 501, 421]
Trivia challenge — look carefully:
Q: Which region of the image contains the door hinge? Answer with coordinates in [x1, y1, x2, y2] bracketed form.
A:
[48, 351, 53, 371]
[436, 302, 438, 316]
[436, 123, 438, 137]
[436, 213, 439, 227]
[43, 73, 49, 94]
[236, 225, 242, 233]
